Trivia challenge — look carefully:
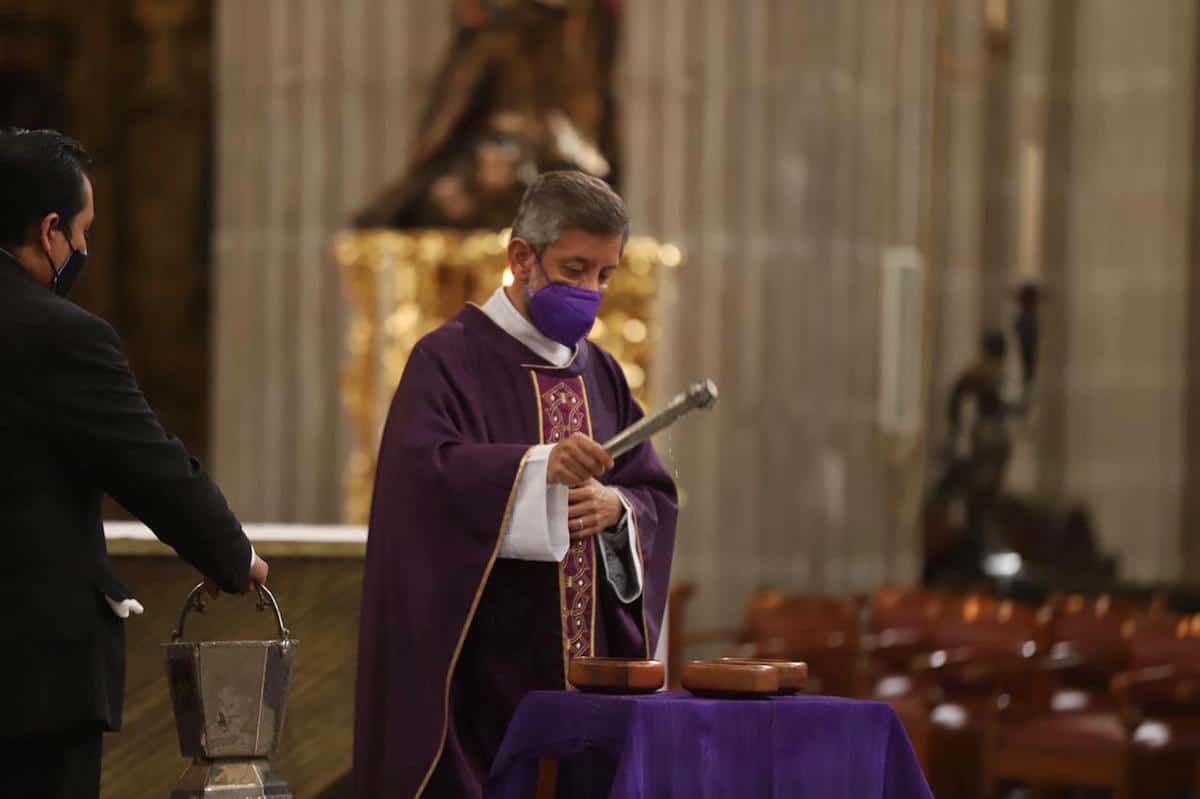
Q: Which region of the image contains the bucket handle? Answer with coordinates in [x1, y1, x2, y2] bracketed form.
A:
[171, 582, 291, 642]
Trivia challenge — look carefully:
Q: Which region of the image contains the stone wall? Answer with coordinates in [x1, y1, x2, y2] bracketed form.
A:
[1016, 0, 1197, 581]
[621, 0, 937, 626]
[209, 0, 1200, 604]
[211, 0, 451, 521]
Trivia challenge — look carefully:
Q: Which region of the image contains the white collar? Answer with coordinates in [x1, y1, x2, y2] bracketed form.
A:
[480, 287, 575, 367]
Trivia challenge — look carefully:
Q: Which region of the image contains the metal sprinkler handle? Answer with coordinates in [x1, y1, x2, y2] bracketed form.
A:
[602, 378, 718, 459]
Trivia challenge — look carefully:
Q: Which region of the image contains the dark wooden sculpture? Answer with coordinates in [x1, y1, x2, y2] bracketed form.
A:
[354, 0, 621, 230]
[923, 318, 1116, 587]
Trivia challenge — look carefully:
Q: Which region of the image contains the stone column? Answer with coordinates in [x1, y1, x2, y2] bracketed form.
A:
[1186, 10, 1200, 582]
[624, 0, 937, 627]
[211, 0, 450, 522]
[979, 1, 1016, 333]
[1043, 0, 1197, 580]
[927, 0, 989, 454]
[1030, 0, 1080, 505]
[1001, 0, 1055, 495]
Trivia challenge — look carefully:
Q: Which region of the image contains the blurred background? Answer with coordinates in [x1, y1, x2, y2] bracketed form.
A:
[4, 0, 1200, 796]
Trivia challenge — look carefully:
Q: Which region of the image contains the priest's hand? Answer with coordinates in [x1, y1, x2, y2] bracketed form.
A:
[568, 479, 623, 540]
[547, 432, 614, 486]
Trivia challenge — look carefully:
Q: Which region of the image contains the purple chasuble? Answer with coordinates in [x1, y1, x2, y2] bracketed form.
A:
[353, 305, 678, 799]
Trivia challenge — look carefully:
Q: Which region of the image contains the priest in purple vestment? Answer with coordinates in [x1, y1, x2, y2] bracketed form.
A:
[353, 171, 679, 798]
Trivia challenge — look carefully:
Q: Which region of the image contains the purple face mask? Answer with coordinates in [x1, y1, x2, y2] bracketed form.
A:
[527, 252, 602, 347]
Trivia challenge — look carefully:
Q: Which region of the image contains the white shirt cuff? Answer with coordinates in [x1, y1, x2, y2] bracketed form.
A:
[498, 444, 570, 562]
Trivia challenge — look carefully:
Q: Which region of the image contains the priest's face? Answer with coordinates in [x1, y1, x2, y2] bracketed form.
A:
[507, 229, 623, 312]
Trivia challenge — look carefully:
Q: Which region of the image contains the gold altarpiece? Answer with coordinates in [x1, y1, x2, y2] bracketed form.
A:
[337, 229, 681, 524]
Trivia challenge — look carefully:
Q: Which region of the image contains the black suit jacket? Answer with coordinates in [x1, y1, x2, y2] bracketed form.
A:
[0, 252, 252, 737]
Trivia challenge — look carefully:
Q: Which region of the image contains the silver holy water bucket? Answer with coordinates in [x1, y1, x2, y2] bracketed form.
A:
[164, 583, 299, 799]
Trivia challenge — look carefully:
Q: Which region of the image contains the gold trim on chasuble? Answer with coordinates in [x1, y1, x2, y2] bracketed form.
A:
[531, 370, 599, 686]
[415, 450, 534, 799]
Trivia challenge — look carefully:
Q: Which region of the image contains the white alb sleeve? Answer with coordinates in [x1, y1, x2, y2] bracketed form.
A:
[498, 444, 570, 562]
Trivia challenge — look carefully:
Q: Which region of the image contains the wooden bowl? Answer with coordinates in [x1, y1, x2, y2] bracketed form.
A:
[567, 657, 665, 694]
[717, 658, 809, 694]
[681, 660, 779, 698]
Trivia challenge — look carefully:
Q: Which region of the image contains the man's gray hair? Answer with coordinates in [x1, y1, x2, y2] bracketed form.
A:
[510, 171, 629, 256]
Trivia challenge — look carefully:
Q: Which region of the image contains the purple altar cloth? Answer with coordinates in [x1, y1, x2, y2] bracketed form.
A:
[485, 691, 932, 799]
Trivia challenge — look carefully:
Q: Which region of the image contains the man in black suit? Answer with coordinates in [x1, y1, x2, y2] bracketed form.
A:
[0, 128, 270, 798]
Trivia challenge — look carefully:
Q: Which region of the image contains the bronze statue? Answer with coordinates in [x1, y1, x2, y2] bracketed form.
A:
[923, 330, 1014, 583]
[947, 330, 1012, 498]
[355, 0, 621, 229]
[1013, 282, 1040, 406]
[923, 292, 1115, 585]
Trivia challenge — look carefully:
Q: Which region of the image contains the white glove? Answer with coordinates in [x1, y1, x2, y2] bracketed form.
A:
[105, 597, 145, 619]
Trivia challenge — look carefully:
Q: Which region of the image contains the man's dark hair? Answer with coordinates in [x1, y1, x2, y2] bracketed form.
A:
[0, 128, 91, 250]
[511, 170, 629, 256]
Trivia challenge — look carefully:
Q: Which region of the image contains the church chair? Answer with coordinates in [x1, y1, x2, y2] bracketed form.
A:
[862, 587, 967, 699]
[864, 587, 959, 676]
[892, 595, 1052, 799]
[666, 582, 695, 689]
[664, 585, 863, 695]
[980, 611, 1200, 799]
[729, 590, 865, 698]
[1034, 593, 1153, 715]
[859, 587, 964, 771]
[664, 581, 745, 689]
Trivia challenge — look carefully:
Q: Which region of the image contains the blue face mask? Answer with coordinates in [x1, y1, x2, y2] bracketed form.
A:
[526, 252, 602, 347]
[49, 229, 88, 297]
